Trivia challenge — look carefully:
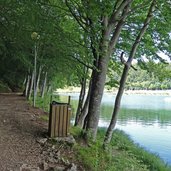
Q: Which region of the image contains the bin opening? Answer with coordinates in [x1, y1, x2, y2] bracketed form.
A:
[51, 101, 69, 105]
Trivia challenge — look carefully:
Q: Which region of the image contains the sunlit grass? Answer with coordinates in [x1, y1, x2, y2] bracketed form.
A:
[40, 115, 49, 121]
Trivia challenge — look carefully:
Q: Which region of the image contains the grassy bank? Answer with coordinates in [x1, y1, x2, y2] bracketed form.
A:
[71, 128, 171, 171]
[34, 95, 171, 171]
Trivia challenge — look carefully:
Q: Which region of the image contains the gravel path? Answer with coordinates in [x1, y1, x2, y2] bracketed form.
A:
[0, 93, 47, 171]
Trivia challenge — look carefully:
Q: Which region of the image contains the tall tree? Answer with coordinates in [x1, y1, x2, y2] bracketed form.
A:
[104, 0, 156, 146]
[65, 0, 134, 141]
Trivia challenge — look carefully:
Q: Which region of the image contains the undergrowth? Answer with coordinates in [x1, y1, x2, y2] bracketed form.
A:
[0, 81, 11, 93]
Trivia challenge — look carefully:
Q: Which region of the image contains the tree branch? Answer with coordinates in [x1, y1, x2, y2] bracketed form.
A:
[39, 2, 70, 14]
[120, 52, 125, 63]
[109, 3, 131, 54]
[127, 0, 156, 65]
[120, 52, 137, 70]
[69, 55, 93, 70]
[113, 0, 122, 13]
[109, 0, 132, 25]
[65, 0, 87, 31]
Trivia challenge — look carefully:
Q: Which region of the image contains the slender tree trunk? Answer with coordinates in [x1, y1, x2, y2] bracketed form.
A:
[41, 71, 47, 98]
[24, 74, 30, 97]
[47, 84, 51, 93]
[35, 65, 42, 97]
[33, 43, 37, 107]
[104, 64, 130, 145]
[77, 78, 92, 128]
[23, 77, 26, 84]
[74, 67, 89, 126]
[104, 0, 156, 146]
[27, 71, 34, 100]
[23, 76, 27, 96]
[74, 77, 87, 126]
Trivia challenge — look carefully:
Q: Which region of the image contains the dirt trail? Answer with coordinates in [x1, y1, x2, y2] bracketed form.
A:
[0, 93, 47, 171]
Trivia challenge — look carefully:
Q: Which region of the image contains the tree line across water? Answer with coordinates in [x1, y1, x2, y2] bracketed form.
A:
[107, 64, 171, 91]
[0, 0, 171, 147]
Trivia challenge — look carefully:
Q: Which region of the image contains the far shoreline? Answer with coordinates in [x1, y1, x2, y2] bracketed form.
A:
[119, 89, 171, 96]
[56, 87, 171, 96]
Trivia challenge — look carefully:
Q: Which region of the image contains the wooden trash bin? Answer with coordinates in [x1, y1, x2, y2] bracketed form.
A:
[48, 101, 71, 138]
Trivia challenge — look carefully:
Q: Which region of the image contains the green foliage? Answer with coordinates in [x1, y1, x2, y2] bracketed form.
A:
[40, 115, 49, 122]
[0, 81, 11, 93]
[34, 93, 60, 112]
[107, 63, 171, 90]
[0, 0, 90, 92]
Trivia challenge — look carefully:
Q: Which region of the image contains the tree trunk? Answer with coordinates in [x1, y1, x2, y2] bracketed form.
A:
[104, 64, 130, 145]
[47, 84, 51, 93]
[24, 74, 30, 97]
[85, 54, 110, 141]
[74, 77, 87, 126]
[27, 70, 34, 100]
[77, 78, 92, 128]
[41, 71, 47, 98]
[33, 43, 37, 107]
[22, 76, 26, 96]
[35, 65, 42, 97]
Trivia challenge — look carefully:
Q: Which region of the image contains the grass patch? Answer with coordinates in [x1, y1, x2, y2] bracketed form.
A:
[29, 93, 60, 112]
[40, 115, 49, 121]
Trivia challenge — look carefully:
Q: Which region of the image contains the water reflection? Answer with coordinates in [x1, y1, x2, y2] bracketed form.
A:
[102, 94, 171, 110]
[101, 105, 171, 127]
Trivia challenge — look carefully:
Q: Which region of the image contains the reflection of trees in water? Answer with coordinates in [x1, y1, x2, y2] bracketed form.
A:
[101, 105, 171, 127]
[57, 94, 171, 127]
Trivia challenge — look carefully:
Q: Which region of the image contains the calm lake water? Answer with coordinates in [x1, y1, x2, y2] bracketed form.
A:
[57, 93, 171, 165]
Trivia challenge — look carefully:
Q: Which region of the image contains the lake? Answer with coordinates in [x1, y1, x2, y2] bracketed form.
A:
[57, 92, 171, 165]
